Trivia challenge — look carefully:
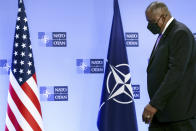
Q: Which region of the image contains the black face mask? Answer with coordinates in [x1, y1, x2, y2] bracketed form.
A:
[147, 15, 165, 34]
[147, 22, 161, 34]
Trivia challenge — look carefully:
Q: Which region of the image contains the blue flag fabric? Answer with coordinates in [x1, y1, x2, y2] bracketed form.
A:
[97, 0, 138, 131]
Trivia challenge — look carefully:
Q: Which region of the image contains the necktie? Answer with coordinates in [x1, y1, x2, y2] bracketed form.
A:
[150, 34, 163, 61]
[154, 34, 162, 50]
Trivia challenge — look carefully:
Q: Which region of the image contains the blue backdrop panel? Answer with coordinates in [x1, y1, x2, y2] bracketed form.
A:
[0, 0, 195, 131]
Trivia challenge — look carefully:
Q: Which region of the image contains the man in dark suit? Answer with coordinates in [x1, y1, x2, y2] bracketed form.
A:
[142, 1, 196, 131]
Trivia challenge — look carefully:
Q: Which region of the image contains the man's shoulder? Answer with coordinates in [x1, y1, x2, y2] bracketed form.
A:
[174, 20, 192, 34]
[164, 20, 193, 41]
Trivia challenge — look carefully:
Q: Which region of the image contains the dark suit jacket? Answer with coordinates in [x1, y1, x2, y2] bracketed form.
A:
[147, 19, 196, 122]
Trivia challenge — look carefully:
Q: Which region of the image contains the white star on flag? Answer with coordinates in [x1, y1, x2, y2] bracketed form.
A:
[14, 60, 17, 65]
[20, 52, 25, 57]
[15, 34, 19, 39]
[22, 34, 27, 40]
[13, 68, 17, 73]
[24, 17, 28, 23]
[29, 44, 32, 49]
[20, 60, 24, 65]
[17, 17, 20, 21]
[18, 8, 21, 12]
[23, 25, 27, 31]
[15, 43, 19, 47]
[28, 53, 32, 58]
[16, 25, 20, 30]
[27, 69, 31, 75]
[14, 51, 18, 56]
[21, 43, 26, 48]
[28, 61, 32, 66]
[19, 69, 24, 74]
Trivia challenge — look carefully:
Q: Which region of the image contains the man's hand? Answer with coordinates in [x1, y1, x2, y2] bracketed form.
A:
[142, 104, 157, 124]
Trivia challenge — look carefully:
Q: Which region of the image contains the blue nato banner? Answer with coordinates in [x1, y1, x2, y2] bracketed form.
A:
[97, 0, 138, 131]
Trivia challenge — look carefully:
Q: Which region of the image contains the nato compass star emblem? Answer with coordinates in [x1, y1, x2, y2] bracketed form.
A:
[109, 64, 133, 101]
[100, 64, 134, 109]
[41, 34, 50, 44]
[107, 64, 134, 104]
[79, 62, 88, 71]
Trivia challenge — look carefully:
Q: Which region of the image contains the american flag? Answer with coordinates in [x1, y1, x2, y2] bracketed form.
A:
[5, 0, 44, 130]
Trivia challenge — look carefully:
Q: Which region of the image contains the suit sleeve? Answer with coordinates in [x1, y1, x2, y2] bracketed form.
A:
[149, 30, 193, 111]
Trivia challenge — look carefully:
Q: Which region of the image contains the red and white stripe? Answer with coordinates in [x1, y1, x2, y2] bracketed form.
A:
[5, 71, 44, 131]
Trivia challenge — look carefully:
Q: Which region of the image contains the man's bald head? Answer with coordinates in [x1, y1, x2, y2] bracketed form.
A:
[146, 1, 171, 20]
[145, 1, 172, 34]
